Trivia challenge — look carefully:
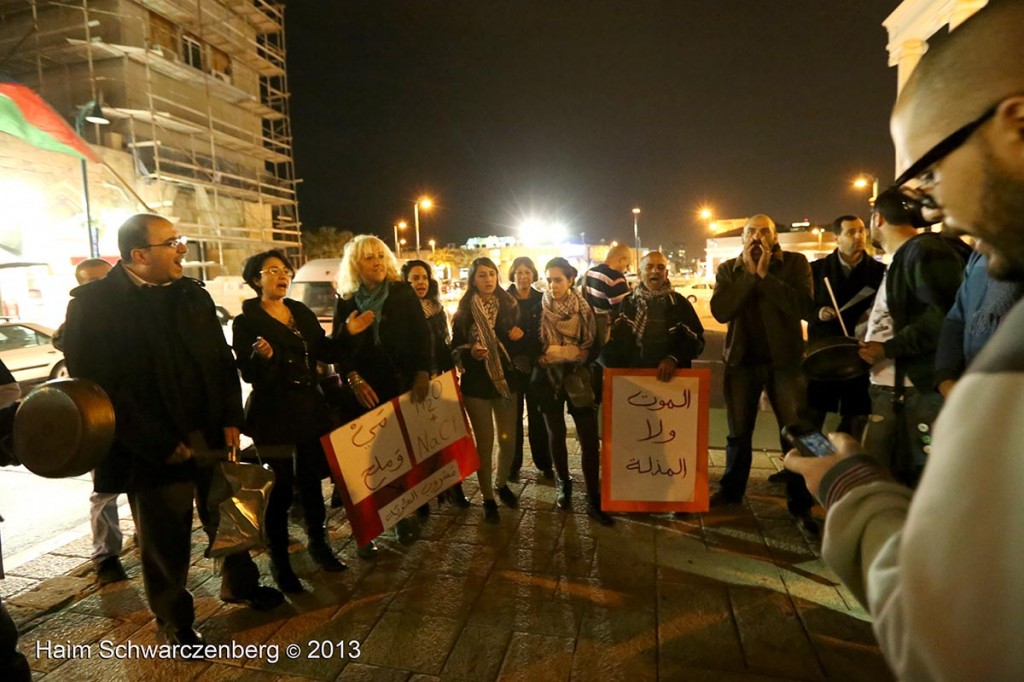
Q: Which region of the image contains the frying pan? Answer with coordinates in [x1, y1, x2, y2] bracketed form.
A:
[802, 336, 867, 381]
[13, 378, 116, 478]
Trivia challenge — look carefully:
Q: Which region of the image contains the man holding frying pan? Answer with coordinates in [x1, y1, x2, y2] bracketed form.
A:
[803, 215, 885, 441]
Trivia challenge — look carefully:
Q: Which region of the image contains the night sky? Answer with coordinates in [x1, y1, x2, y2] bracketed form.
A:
[285, 1, 901, 255]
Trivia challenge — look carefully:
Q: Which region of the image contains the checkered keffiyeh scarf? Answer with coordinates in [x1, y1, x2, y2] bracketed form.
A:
[541, 286, 595, 352]
[471, 294, 511, 398]
[628, 280, 672, 347]
[419, 297, 443, 319]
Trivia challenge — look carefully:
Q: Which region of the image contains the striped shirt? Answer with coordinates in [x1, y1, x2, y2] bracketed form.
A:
[582, 263, 630, 314]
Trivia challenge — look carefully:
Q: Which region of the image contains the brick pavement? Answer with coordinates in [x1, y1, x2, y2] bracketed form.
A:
[6, 444, 893, 681]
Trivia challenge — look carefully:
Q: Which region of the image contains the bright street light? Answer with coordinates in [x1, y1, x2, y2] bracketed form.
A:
[853, 174, 879, 206]
[393, 220, 407, 257]
[699, 207, 713, 220]
[632, 207, 641, 274]
[428, 238, 436, 255]
[75, 99, 109, 257]
[413, 196, 433, 259]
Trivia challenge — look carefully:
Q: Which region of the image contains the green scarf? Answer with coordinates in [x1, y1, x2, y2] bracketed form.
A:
[354, 281, 389, 344]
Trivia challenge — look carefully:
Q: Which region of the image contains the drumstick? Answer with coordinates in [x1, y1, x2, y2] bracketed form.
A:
[823, 276, 850, 337]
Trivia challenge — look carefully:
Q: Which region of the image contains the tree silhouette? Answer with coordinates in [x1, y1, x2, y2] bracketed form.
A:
[302, 226, 353, 260]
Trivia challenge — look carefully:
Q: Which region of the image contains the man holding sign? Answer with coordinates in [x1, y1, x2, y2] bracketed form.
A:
[603, 251, 704, 377]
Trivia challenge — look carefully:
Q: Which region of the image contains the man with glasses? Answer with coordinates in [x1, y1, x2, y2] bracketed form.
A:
[857, 188, 963, 487]
[62, 214, 283, 647]
[709, 214, 818, 534]
[785, 1, 1024, 678]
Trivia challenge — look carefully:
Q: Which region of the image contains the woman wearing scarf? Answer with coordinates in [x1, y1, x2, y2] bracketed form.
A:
[506, 257, 554, 481]
[333, 235, 432, 549]
[401, 259, 471, 509]
[534, 257, 614, 526]
[451, 257, 524, 523]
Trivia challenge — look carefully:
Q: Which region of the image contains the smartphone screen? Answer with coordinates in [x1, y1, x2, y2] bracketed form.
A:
[797, 431, 836, 457]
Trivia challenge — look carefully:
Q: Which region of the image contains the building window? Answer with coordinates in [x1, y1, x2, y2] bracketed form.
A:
[210, 46, 231, 83]
[148, 11, 177, 56]
[182, 34, 204, 70]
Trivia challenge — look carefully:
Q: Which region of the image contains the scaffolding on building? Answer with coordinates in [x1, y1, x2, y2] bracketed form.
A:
[0, 0, 302, 272]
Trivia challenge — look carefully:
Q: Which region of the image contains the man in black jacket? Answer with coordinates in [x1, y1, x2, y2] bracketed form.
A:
[858, 189, 964, 486]
[805, 215, 886, 439]
[710, 214, 818, 534]
[603, 251, 704, 377]
[62, 214, 282, 646]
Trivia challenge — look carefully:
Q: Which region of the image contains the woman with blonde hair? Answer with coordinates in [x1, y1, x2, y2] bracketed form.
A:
[451, 257, 524, 523]
[332, 235, 431, 547]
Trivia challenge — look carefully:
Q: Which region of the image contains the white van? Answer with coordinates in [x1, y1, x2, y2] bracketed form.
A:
[291, 258, 341, 332]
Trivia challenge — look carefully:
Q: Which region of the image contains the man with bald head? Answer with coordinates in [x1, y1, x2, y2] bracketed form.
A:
[62, 214, 282, 647]
[784, 2, 1024, 678]
[710, 214, 817, 532]
[603, 251, 704, 377]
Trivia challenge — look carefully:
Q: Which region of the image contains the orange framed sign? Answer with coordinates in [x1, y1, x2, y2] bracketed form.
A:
[601, 368, 710, 512]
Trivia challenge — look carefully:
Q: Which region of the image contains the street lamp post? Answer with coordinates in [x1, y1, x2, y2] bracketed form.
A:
[413, 197, 433, 260]
[853, 175, 880, 206]
[393, 220, 407, 257]
[428, 239, 436, 255]
[74, 100, 109, 258]
[632, 207, 641, 273]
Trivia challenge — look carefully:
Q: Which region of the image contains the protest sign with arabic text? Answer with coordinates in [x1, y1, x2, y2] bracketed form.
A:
[322, 370, 479, 545]
[601, 368, 710, 512]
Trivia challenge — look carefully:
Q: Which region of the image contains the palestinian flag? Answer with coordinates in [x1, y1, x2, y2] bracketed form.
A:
[0, 75, 99, 162]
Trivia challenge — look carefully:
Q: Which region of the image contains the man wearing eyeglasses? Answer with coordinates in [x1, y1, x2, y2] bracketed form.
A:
[62, 214, 283, 648]
[709, 214, 818, 535]
[784, 2, 1024, 679]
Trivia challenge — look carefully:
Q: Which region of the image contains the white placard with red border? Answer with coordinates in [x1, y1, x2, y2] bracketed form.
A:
[322, 370, 479, 545]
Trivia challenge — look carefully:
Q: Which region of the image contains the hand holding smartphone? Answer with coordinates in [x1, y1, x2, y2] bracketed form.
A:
[781, 423, 837, 458]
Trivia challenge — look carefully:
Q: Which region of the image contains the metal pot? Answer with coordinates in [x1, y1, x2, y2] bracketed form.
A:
[13, 378, 116, 478]
[802, 336, 868, 382]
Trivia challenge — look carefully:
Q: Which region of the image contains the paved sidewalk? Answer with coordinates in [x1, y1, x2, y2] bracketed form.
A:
[6, 444, 892, 681]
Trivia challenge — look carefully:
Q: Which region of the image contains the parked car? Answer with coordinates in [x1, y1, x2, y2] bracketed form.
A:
[0, 322, 66, 387]
[673, 280, 716, 303]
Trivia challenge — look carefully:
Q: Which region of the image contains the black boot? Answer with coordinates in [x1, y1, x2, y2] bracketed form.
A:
[270, 550, 303, 593]
[395, 517, 421, 545]
[556, 478, 572, 510]
[587, 495, 615, 526]
[449, 482, 471, 508]
[307, 532, 347, 572]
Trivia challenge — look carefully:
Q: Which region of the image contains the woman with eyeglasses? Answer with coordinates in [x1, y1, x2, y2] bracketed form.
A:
[506, 256, 554, 481]
[533, 257, 613, 525]
[232, 249, 351, 594]
[451, 257, 524, 523]
[333, 235, 432, 545]
[401, 259, 471, 508]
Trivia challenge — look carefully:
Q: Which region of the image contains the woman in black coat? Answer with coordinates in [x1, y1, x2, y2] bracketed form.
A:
[232, 250, 347, 594]
[332, 235, 432, 546]
[506, 256, 553, 481]
[401, 259, 470, 508]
